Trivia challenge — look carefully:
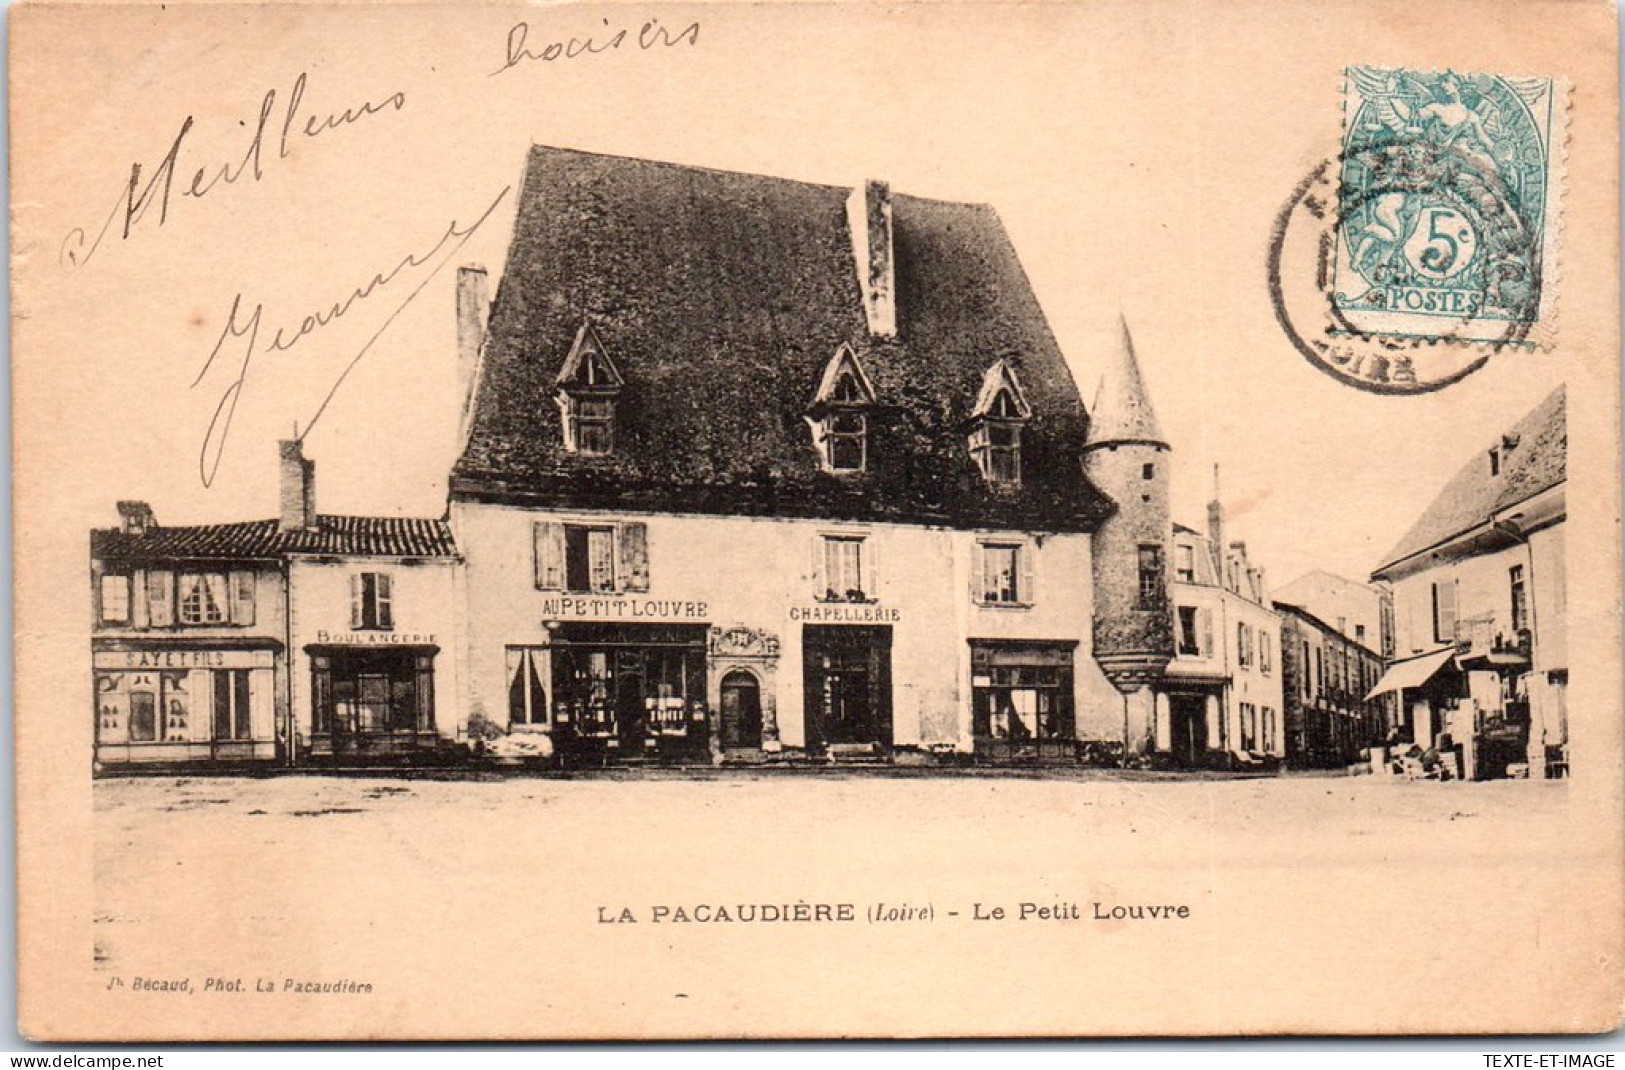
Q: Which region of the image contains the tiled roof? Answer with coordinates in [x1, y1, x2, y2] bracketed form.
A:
[1372, 386, 1565, 575]
[91, 515, 458, 564]
[281, 516, 460, 558]
[451, 145, 1114, 533]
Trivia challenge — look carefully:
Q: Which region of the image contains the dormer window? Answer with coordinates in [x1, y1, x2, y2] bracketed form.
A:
[555, 322, 624, 456]
[969, 360, 1032, 486]
[807, 344, 877, 474]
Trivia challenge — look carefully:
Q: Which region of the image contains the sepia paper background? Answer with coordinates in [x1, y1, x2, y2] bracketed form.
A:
[10, 0, 1623, 1039]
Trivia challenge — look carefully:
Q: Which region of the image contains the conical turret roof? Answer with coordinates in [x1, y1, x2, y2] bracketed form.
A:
[1085, 316, 1167, 449]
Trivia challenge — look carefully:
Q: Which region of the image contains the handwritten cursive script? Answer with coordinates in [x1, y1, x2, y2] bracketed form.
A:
[491, 16, 700, 77]
[193, 185, 512, 488]
[60, 72, 406, 272]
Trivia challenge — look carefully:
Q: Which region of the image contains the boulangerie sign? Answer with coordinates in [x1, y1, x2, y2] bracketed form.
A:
[10, 0, 1622, 1040]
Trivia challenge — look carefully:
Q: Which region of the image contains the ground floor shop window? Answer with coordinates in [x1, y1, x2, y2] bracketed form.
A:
[804, 625, 892, 747]
[548, 625, 708, 756]
[507, 647, 549, 727]
[94, 661, 269, 751]
[96, 671, 193, 743]
[311, 648, 435, 736]
[212, 669, 252, 741]
[970, 642, 1075, 742]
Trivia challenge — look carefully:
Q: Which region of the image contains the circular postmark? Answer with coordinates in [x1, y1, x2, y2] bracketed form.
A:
[1270, 69, 1554, 394]
[1268, 158, 1538, 395]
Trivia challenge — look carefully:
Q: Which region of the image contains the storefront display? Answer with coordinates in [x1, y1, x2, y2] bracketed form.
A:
[969, 641, 1076, 762]
[308, 646, 437, 757]
[547, 624, 709, 762]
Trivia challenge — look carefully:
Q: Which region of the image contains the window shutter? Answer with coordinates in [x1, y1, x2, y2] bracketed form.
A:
[860, 539, 874, 599]
[534, 522, 565, 591]
[229, 571, 256, 626]
[146, 570, 172, 628]
[1200, 608, 1213, 658]
[813, 536, 826, 596]
[377, 573, 394, 629]
[970, 543, 986, 606]
[350, 573, 363, 629]
[1434, 580, 1457, 643]
[619, 522, 649, 592]
[1018, 542, 1036, 605]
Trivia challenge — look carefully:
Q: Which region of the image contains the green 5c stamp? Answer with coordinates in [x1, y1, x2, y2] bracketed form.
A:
[1333, 67, 1564, 348]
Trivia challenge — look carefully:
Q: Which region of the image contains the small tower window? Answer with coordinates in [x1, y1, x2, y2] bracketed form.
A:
[1142, 462, 1155, 480]
[969, 360, 1033, 486]
[555, 323, 624, 457]
[807, 345, 877, 474]
[1488, 447, 1501, 476]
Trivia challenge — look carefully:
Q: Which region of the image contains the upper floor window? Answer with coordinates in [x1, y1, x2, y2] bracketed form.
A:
[555, 323, 624, 457]
[534, 521, 650, 594]
[976, 540, 1033, 607]
[818, 534, 868, 601]
[969, 360, 1032, 486]
[1237, 622, 1252, 668]
[178, 573, 232, 625]
[1260, 631, 1272, 675]
[351, 572, 394, 630]
[1137, 544, 1164, 610]
[1509, 564, 1528, 633]
[1175, 543, 1195, 584]
[1176, 604, 1202, 653]
[807, 345, 876, 474]
[99, 574, 130, 625]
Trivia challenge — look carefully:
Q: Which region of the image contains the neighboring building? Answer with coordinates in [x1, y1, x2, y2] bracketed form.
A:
[90, 441, 460, 768]
[446, 145, 1150, 765]
[275, 443, 465, 763]
[1152, 492, 1284, 767]
[1274, 601, 1387, 768]
[1368, 386, 1567, 779]
[1271, 569, 1398, 741]
[91, 502, 288, 767]
[1271, 569, 1395, 657]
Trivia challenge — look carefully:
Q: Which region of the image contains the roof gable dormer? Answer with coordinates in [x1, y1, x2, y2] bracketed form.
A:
[806, 344, 876, 473]
[808, 343, 876, 414]
[556, 322, 624, 393]
[971, 359, 1032, 421]
[556, 322, 623, 456]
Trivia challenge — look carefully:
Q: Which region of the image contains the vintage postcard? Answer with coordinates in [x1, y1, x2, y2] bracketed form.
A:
[10, 0, 1622, 1041]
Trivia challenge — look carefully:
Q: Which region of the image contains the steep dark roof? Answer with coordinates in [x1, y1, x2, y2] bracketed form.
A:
[1373, 386, 1566, 574]
[451, 145, 1113, 532]
[92, 516, 458, 565]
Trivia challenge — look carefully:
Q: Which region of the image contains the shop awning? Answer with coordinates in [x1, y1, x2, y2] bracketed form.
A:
[1365, 648, 1457, 700]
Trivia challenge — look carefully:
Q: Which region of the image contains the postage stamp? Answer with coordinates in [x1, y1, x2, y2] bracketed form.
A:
[1331, 66, 1565, 347]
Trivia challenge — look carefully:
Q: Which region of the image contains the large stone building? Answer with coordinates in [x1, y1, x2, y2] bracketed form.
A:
[446, 145, 1166, 765]
[92, 145, 1195, 770]
[1368, 386, 1567, 779]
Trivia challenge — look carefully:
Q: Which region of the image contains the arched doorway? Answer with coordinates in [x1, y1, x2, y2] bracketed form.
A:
[719, 670, 763, 750]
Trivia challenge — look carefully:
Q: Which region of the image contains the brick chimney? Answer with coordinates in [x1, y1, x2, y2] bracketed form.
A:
[116, 501, 155, 536]
[279, 440, 316, 532]
[456, 265, 490, 440]
[846, 180, 896, 338]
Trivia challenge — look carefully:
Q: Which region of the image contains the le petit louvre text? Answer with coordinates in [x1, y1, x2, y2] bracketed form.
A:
[594, 899, 1193, 925]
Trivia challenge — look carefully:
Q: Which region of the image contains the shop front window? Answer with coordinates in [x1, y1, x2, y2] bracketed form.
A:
[970, 643, 1075, 742]
[507, 647, 550, 727]
[312, 650, 434, 736]
[212, 668, 252, 740]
